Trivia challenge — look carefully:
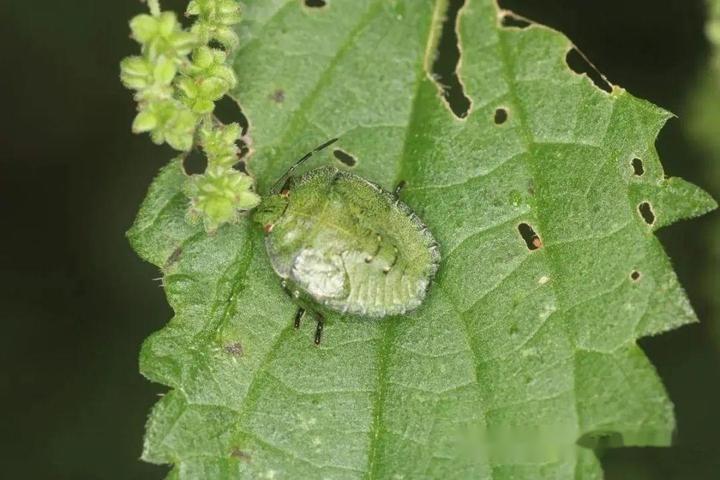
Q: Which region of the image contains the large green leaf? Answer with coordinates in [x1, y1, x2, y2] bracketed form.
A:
[128, 0, 716, 478]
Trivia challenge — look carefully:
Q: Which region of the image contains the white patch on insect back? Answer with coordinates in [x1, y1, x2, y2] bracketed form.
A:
[291, 249, 346, 300]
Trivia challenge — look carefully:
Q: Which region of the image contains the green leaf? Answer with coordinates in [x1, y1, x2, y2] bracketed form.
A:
[129, 1, 716, 478]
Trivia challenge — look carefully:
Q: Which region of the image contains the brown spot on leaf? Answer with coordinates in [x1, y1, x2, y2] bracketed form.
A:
[225, 342, 244, 357]
[231, 448, 252, 461]
[165, 247, 183, 268]
[270, 89, 285, 103]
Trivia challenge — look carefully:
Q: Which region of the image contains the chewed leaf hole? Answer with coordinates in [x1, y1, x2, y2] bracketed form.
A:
[518, 223, 542, 250]
[638, 202, 655, 225]
[333, 149, 357, 167]
[233, 160, 248, 174]
[207, 39, 225, 51]
[565, 48, 612, 93]
[431, 0, 471, 119]
[494, 107, 508, 124]
[236, 139, 250, 160]
[500, 12, 531, 29]
[304, 0, 327, 7]
[632, 158, 645, 176]
[183, 149, 207, 175]
[214, 96, 250, 135]
[577, 431, 624, 449]
[630, 270, 641, 281]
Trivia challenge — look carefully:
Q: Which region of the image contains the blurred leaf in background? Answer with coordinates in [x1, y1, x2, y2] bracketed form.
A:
[685, 0, 720, 348]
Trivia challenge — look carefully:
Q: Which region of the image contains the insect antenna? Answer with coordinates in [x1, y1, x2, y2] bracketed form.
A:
[271, 137, 339, 193]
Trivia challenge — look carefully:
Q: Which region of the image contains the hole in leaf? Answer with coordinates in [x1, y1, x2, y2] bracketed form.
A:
[207, 39, 225, 50]
[501, 12, 531, 29]
[215, 96, 249, 135]
[431, 0, 471, 118]
[183, 149, 207, 175]
[304, 0, 327, 7]
[577, 431, 624, 449]
[236, 137, 250, 160]
[630, 270, 641, 281]
[565, 48, 612, 93]
[233, 160, 248, 174]
[638, 202, 655, 225]
[632, 158, 644, 176]
[518, 223, 542, 250]
[333, 149, 357, 167]
[494, 107, 508, 124]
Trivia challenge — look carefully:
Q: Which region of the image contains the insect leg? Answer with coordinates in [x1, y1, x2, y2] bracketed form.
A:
[314, 313, 325, 345]
[281, 281, 306, 330]
[294, 308, 305, 329]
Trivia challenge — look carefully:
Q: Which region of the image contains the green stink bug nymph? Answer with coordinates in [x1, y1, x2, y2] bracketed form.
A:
[253, 140, 440, 344]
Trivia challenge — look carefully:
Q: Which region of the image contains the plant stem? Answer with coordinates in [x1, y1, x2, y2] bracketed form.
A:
[148, 0, 161, 16]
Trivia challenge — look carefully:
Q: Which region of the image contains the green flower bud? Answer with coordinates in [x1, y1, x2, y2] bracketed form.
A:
[185, 166, 261, 231]
[177, 75, 232, 114]
[200, 122, 241, 167]
[161, 107, 199, 151]
[130, 14, 159, 43]
[122, 56, 178, 102]
[187, 0, 241, 50]
[154, 57, 178, 85]
[187, 0, 241, 26]
[132, 110, 158, 133]
[191, 23, 239, 51]
[186, 47, 237, 89]
[134, 100, 198, 151]
[130, 11, 197, 62]
[120, 56, 153, 90]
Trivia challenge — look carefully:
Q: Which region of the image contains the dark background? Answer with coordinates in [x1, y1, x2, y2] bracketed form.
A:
[1, 1, 717, 478]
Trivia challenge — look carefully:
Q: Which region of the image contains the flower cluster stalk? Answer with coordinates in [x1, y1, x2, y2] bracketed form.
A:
[121, 0, 260, 231]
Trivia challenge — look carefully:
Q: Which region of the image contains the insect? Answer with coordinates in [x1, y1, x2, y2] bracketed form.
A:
[253, 139, 440, 344]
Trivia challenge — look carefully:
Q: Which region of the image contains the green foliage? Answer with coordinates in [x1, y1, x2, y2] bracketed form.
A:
[185, 163, 260, 230]
[187, 0, 243, 50]
[129, 0, 716, 478]
[121, 0, 257, 231]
